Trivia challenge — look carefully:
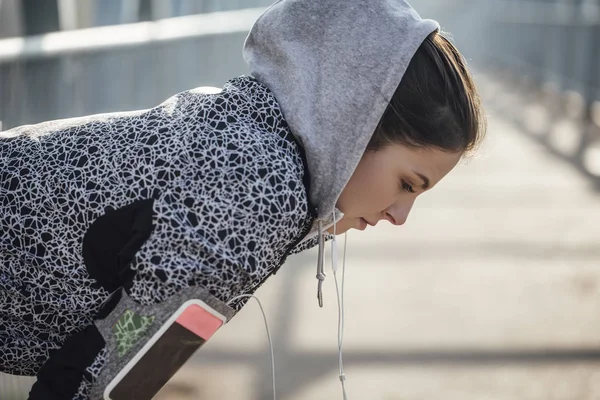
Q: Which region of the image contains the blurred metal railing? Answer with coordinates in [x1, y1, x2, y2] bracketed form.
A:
[0, 5, 269, 130]
[484, 0, 600, 183]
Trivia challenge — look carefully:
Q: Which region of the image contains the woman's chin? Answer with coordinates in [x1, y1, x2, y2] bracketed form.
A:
[327, 216, 368, 234]
[356, 217, 367, 231]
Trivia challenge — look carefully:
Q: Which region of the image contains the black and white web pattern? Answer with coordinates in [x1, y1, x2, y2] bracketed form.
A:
[0, 76, 313, 376]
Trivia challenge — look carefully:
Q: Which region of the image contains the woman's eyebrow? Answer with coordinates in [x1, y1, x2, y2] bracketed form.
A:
[413, 171, 430, 189]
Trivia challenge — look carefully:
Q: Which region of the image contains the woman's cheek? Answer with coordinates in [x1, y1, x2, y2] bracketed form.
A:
[364, 182, 397, 212]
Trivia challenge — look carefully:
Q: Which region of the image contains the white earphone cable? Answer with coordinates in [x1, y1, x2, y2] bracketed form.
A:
[332, 233, 348, 400]
[229, 294, 277, 400]
[228, 211, 350, 400]
[331, 212, 349, 399]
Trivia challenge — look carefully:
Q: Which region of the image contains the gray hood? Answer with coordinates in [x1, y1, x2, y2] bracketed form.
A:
[243, 0, 439, 222]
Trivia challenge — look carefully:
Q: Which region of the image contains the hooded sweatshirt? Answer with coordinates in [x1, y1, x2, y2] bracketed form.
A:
[0, 1, 438, 398]
[244, 0, 439, 223]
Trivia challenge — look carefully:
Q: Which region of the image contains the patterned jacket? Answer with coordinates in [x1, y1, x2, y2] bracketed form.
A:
[0, 76, 316, 397]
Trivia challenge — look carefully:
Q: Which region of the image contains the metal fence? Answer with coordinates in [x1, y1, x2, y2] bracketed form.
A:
[0, 6, 270, 130]
[482, 0, 600, 182]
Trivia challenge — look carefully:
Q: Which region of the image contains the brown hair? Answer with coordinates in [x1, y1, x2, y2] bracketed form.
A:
[368, 31, 486, 154]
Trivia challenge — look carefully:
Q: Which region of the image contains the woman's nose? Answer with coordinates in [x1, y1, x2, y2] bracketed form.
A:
[385, 198, 415, 226]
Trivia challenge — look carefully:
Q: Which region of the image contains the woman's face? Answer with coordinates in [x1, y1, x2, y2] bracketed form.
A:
[332, 144, 462, 234]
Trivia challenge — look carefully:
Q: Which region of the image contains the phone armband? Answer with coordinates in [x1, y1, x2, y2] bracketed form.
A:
[89, 286, 235, 400]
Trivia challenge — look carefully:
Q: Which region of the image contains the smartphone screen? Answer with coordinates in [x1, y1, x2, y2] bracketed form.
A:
[107, 303, 224, 400]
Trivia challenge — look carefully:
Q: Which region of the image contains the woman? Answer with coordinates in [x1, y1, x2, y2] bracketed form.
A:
[0, 0, 485, 398]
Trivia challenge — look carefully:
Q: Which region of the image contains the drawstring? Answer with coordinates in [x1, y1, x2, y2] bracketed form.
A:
[315, 211, 349, 398]
[315, 210, 339, 308]
[316, 220, 326, 307]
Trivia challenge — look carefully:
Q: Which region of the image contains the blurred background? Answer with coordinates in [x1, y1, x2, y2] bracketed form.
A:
[1, 0, 600, 399]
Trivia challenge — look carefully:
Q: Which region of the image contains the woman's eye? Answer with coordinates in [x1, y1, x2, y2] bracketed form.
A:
[400, 180, 415, 193]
